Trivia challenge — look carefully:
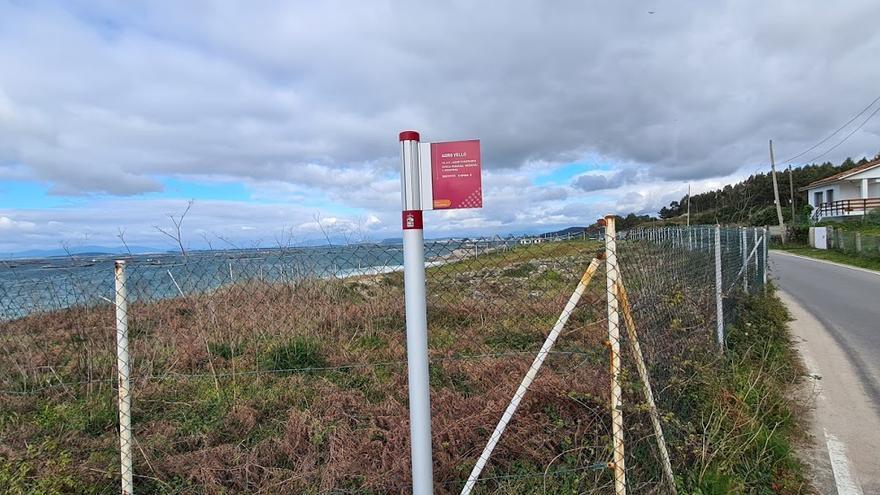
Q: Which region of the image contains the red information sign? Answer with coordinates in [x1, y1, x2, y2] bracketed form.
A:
[430, 140, 482, 209]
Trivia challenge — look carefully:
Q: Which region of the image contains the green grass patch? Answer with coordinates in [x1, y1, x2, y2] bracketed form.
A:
[380, 272, 404, 288]
[537, 269, 564, 284]
[484, 327, 542, 352]
[353, 332, 387, 351]
[34, 393, 116, 438]
[428, 363, 473, 395]
[502, 263, 535, 278]
[208, 341, 245, 359]
[428, 326, 458, 350]
[0, 442, 92, 495]
[261, 336, 327, 373]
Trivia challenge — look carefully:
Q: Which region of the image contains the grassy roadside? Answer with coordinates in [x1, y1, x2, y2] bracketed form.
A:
[671, 287, 810, 494]
[772, 244, 880, 272]
[490, 286, 814, 495]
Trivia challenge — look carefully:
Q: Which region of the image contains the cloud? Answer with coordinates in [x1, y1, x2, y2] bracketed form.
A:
[0, 216, 36, 231]
[2, 2, 880, 192]
[1, 1, 880, 250]
[572, 172, 628, 192]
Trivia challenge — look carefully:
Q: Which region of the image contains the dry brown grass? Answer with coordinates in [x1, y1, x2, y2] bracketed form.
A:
[3, 243, 651, 493]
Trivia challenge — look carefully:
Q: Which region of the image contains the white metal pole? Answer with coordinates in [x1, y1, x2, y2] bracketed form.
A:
[604, 215, 627, 495]
[114, 260, 134, 495]
[714, 226, 724, 351]
[753, 227, 759, 279]
[399, 131, 434, 495]
[741, 227, 748, 293]
[762, 227, 768, 286]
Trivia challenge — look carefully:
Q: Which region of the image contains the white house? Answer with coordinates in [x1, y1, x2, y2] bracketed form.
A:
[518, 237, 546, 245]
[800, 157, 880, 221]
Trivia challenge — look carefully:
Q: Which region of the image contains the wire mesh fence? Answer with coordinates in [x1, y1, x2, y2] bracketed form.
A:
[827, 226, 880, 259]
[0, 224, 767, 494]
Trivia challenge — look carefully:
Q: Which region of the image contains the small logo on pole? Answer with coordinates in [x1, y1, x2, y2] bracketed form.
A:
[402, 210, 423, 230]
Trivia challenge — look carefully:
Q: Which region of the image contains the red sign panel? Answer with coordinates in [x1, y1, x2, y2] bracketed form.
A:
[430, 140, 482, 209]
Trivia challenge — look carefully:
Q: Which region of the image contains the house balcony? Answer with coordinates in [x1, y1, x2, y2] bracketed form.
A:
[812, 198, 880, 221]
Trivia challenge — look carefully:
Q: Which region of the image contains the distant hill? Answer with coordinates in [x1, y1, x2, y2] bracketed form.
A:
[538, 226, 587, 238]
[2, 245, 161, 260]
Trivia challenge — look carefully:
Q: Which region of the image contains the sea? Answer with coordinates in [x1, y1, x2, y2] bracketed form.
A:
[0, 239, 506, 320]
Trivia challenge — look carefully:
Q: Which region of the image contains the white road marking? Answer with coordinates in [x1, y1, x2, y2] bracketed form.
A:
[771, 250, 880, 277]
[824, 429, 864, 495]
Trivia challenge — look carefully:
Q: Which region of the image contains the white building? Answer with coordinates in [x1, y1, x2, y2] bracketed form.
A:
[800, 157, 880, 221]
[518, 237, 546, 245]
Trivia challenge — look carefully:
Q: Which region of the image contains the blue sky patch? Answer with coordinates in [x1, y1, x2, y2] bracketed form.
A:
[143, 177, 252, 202]
[533, 162, 612, 186]
[0, 181, 66, 208]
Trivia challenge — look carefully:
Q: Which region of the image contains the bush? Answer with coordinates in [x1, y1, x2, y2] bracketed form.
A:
[788, 224, 809, 244]
[261, 337, 326, 373]
[750, 206, 784, 226]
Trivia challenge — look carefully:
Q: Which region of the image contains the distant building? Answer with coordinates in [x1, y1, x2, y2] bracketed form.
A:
[518, 237, 546, 245]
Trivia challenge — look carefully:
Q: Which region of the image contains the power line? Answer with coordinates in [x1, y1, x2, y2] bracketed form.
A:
[780, 94, 880, 164]
[797, 103, 880, 165]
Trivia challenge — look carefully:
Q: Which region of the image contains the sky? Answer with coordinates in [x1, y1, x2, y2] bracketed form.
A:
[1, 1, 879, 253]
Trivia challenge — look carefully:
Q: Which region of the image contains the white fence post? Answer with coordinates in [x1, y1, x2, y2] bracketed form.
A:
[714, 226, 724, 351]
[753, 227, 759, 277]
[741, 227, 748, 293]
[398, 131, 434, 495]
[763, 227, 768, 287]
[604, 215, 627, 495]
[114, 260, 134, 495]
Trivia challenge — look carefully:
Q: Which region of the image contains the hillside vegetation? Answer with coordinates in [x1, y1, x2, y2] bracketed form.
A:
[652, 155, 879, 227]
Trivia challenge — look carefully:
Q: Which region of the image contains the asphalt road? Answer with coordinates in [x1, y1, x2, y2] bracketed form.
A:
[771, 251, 880, 494]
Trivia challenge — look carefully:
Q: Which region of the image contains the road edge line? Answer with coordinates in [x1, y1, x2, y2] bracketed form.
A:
[770, 250, 880, 277]
[824, 429, 865, 495]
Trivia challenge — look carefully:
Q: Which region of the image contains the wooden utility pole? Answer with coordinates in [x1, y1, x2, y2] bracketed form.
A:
[788, 164, 795, 224]
[769, 140, 786, 243]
